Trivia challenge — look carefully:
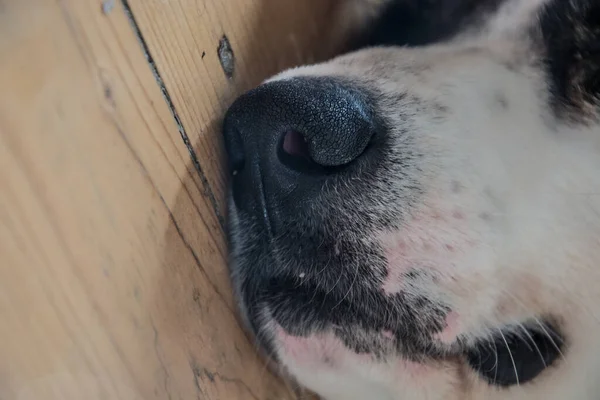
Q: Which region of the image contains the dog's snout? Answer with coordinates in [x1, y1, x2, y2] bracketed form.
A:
[223, 77, 376, 211]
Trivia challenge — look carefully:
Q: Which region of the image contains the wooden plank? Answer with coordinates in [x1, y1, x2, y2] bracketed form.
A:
[124, 0, 338, 220]
[0, 0, 298, 399]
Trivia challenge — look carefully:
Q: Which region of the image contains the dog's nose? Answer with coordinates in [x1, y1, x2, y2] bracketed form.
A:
[223, 77, 376, 210]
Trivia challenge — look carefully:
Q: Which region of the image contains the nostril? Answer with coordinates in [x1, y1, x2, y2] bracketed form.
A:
[229, 146, 245, 174]
[282, 130, 309, 159]
[278, 130, 322, 174]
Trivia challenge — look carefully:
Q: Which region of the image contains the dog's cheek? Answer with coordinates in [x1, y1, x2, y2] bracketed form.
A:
[376, 182, 511, 344]
[377, 198, 478, 296]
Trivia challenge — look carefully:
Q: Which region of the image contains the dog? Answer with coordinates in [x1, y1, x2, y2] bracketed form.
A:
[222, 0, 600, 398]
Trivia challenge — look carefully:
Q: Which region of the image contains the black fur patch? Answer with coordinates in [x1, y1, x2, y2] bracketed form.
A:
[234, 216, 450, 362]
[350, 0, 506, 50]
[538, 0, 600, 120]
[466, 320, 565, 387]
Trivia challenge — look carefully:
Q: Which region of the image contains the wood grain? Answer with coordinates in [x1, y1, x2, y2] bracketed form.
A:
[0, 0, 311, 398]
[124, 0, 339, 220]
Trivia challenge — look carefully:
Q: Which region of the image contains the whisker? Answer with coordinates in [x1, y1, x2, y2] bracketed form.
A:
[482, 328, 500, 381]
[532, 317, 567, 363]
[331, 261, 360, 310]
[515, 321, 547, 368]
[509, 322, 534, 352]
[498, 328, 520, 386]
[497, 289, 566, 363]
[492, 335, 499, 384]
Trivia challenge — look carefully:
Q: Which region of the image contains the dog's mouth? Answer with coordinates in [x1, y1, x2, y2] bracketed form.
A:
[269, 310, 565, 388]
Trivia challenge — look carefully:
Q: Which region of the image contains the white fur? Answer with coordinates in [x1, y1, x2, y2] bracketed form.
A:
[262, 1, 600, 398]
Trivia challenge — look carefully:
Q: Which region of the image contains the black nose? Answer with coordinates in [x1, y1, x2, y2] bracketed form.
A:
[223, 77, 376, 212]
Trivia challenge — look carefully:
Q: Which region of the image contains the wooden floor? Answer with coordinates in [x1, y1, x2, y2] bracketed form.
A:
[0, 1, 334, 398]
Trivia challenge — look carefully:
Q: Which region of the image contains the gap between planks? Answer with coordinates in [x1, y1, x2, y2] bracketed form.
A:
[120, 0, 226, 230]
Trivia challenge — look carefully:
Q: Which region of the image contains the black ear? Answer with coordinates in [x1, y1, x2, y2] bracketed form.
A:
[348, 0, 505, 51]
[538, 0, 600, 121]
